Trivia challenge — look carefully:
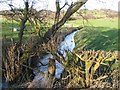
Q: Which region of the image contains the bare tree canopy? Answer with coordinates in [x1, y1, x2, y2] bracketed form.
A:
[43, 0, 88, 43]
[1, 0, 88, 44]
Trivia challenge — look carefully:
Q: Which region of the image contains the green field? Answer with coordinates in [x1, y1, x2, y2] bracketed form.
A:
[1, 18, 52, 40]
[1, 17, 118, 51]
[1, 19, 19, 38]
[73, 19, 118, 51]
[67, 18, 118, 28]
[1, 18, 37, 44]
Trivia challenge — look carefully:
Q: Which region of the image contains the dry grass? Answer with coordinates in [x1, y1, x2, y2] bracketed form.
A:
[2, 43, 34, 84]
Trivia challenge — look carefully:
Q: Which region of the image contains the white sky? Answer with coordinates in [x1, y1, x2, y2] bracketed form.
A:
[0, 0, 119, 11]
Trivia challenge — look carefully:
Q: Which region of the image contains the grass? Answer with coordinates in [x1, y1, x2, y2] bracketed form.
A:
[1, 17, 53, 39]
[74, 27, 118, 51]
[2, 19, 19, 38]
[72, 18, 118, 51]
[1, 16, 118, 51]
[67, 19, 118, 28]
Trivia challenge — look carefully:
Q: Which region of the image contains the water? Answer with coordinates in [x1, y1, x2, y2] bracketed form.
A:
[58, 30, 79, 57]
[34, 30, 79, 80]
[1, 30, 79, 88]
[0, 77, 8, 88]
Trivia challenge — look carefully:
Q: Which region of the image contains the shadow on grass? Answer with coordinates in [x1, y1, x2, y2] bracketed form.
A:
[75, 27, 118, 51]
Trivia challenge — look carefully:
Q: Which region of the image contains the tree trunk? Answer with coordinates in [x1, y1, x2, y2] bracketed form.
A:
[18, 1, 29, 45]
[43, 1, 87, 43]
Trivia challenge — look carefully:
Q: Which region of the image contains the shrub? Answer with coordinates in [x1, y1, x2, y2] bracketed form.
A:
[52, 50, 118, 88]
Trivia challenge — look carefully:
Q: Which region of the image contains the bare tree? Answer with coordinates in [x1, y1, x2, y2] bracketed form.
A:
[26, 0, 88, 88]
[1, 0, 88, 44]
[2, 0, 88, 88]
[43, 0, 88, 43]
[42, 0, 88, 88]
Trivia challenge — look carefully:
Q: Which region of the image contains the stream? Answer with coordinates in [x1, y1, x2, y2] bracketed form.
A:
[33, 30, 79, 80]
[1, 29, 80, 88]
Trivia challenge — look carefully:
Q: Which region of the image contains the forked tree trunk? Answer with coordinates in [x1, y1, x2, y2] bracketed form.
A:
[43, 0, 88, 43]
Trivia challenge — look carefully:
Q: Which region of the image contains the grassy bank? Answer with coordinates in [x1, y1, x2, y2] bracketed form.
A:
[73, 18, 118, 51]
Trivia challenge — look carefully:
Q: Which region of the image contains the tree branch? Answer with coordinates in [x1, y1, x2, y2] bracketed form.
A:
[43, 0, 88, 43]
[18, 1, 29, 45]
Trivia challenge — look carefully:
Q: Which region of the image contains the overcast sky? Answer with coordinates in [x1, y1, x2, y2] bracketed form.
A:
[0, 0, 119, 11]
